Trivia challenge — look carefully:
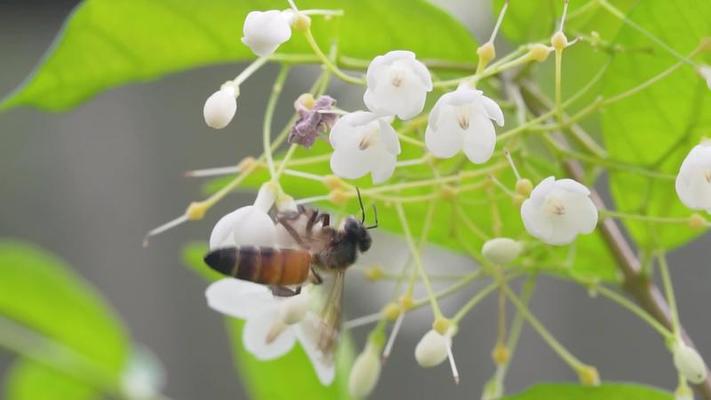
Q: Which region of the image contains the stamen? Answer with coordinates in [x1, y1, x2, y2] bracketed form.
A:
[344, 312, 382, 330]
[382, 313, 404, 363]
[504, 149, 522, 180]
[456, 106, 470, 130]
[185, 166, 240, 178]
[704, 170, 711, 183]
[557, 0, 570, 32]
[447, 343, 460, 384]
[545, 197, 566, 216]
[143, 215, 189, 247]
[488, 0, 509, 43]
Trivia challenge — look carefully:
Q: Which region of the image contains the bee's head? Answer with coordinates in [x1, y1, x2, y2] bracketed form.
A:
[344, 217, 372, 252]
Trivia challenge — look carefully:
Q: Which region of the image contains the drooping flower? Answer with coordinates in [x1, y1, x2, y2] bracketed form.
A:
[289, 94, 339, 148]
[425, 87, 504, 164]
[363, 50, 433, 120]
[206, 279, 335, 384]
[209, 184, 277, 249]
[482, 237, 522, 265]
[329, 111, 401, 184]
[675, 142, 711, 212]
[415, 329, 451, 367]
[203, 86, 238, 129]
[698, 65, 711, 90]
[242, 10, 294, 57]
[348, 343, 382, 397]
[673, 340, 708, 384]
[521, 177, 598, 245]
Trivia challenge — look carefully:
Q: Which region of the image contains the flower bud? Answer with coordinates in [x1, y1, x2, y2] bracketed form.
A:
[349, 344, 381, 398]
[477, 42, 496, 67]
[551, 31, 568, 51]
[415, 329, 450, 367]
[291, 12, 311, 32]
[482, 237, 523, 265]
[528, 44, 552, 62]
[278, 292, 310, 325]
[203, 86, 237, 129]
[399, 294, 414, 311]
[328, 189, 351, 205]
[382, 303, 401, 321]
[689, 213, 707, 230]
[515, 178, 533, 196]
[491, 343, 510, 366]
[432, 316, 452, 335]
[185, 201, 208, 221]
[363, 265, 385, 281]
[481, 378, 503, 400]
[673, 341, 708, 384]
[577, 365, 600, 386]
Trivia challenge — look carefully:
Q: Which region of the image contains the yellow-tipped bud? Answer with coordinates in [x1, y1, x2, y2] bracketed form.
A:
[237, 156, 258, 172]
[186, 202, 208, 221]
[323, 175, 346, 191]
[528, 44, 552, 62]
[689, 213, 707, 230]
[477, 42, 496, 67]
[551, 31, 568, 51]
[515, 178, 533, 197]
[291, 13, 311, 32]
[440, 185, 459, 201]
[433, 316, 452, 335]
[513, 194, 526, 207]
[349, 343, 382, 398]
[328, 189, 351, 205]
[491, 343, 510, 366]
[294, 93, 316, 110]
[577, 365, 600, 386]
[382, 303, 401, 321]
[363, 265, 385, 282]
[399, 294, 415, 311]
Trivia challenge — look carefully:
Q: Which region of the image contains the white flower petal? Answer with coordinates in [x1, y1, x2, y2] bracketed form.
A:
[369, 150, 397, 184]
[528, 176, 556, 203]
[297, 315, 336, 385]
[378, 119, 401, 155]
[481, 94, 505, 127]
[206, 278, 276, 320]
[330, 147, 372, 180]
[676, 144, 711, 210]
[698, 65, 711, 90]
[232, 207, 277, 247]
[425, 125, 462, 158]
[242, 10, 292, 57]
[243, 309, 297, 360]
[415, 330, 450, 367]
[203, 87, 237, 129]
[461, 115, 496, 164]
[521, 199, 554, 242]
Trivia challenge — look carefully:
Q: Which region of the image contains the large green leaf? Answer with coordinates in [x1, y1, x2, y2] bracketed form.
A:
[601, 1, 711, 249]
[0, 240, 129, 385]
[183, 242, 353, 399]
[4, 361, 97, 400]
[1, 0, 476, 111]
[502, 382, 672, 400]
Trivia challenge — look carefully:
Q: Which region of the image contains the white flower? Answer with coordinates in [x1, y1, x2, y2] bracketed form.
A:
[203, 86, 237, 129]
[481, 237, 522, 265]
[242, 10, 293, 57]
[329, 111, 401, 184]
[425, 87, 504, 164]
[521, 177, 598, 245]
[675, 142, 711, 212]
[698, 65, 711, 90]
[209, 184, 276, 249]
[363, 50, 433, 120]
[673, 340, 707, 384]
[415, 329, 451, 367]
[206, 278, 335, 385]
[348, 343, 381, 398]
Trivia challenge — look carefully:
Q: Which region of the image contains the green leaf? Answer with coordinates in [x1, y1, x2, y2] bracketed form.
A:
[502, 382, 673, 400]
[183, 242, 354, 399]
[0, 240, 129, 378]
[2, 0, 476, 111]
[4, 361, 97, 400]
[601, 1, 711, 249]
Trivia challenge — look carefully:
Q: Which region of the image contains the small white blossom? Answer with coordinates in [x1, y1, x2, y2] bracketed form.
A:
[203, 86, 237, 129]
[675, 142, 711, 212]
[521, 177, 598, 245]
[364, 50, 433, 120]
[209, 184, 277, 249]
[482, 237, 522, 265]
[415, 329, 451, 367]
[329, 111, 401, 184]
[673, 340, 707, 384]
[206, 279, 335, 384]
[242, 10, 294, 57]
[348, 344, 382, 398]
[698, 65, 711, 90]
[425, 87, 504, 164]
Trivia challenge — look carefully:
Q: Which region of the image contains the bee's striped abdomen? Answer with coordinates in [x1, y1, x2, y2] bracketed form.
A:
[204, 246, 312, 286]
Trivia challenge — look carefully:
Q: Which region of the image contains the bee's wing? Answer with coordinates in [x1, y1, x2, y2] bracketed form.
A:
[317, 270, 346, 354]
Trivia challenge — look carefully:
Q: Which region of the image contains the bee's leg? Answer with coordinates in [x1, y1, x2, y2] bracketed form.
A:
[306, 212, 330, 234]
[276, 217, 309, 249]
[309, 267, 324, 285]
[271, 285, 301, 297]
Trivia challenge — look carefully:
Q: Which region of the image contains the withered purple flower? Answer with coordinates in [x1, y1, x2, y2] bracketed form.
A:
[289, 94, 338, 148]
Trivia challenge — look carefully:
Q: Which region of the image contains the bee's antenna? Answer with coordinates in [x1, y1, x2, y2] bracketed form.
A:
[366, 204, 378, 230]
[356, 187, 366, 224]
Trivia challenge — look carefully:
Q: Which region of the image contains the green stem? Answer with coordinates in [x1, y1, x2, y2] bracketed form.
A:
[658, 252, 682, 338]
[452, 282, 499, 323]
[303, 28, 366, 85]
[596, 285, 673, 339]
[263, 66, 291, 179]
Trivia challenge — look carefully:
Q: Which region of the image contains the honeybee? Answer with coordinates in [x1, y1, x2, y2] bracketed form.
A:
[203, 190, 377, 352]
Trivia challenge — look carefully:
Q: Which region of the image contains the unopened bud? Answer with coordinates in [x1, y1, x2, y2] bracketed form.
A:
[481, 378, 503, 400]
[278, 291, 310, 324]
[237, 156, 258, 172]
[382, 303, 401, 321]
[673, 341, 708, 384]
[515, 178, 533, 196]
[513, 194, 526, 207]
[440, 185, 459, 201]
[186, 202, 208, 221]
[551, 31, 568, 51]
[399, 294, 414, 311]
[528, 44, 552, 62]
[349, 344, 381, 398]
[203, 86, 238, 129]
[577, 365, 600, 386]
[415, 329, 450, 367]
[491, 343, 510, 366]
[323, 175, 346, 190]
[291, 13, 311, 32]
[328, 189, 351, 205]
[363, 265, 384, 281]
[433, 316, 452, 335]
[689, 213, 707, 230]
[477, 42, 496, 67]
[482, 237, 523, 265]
